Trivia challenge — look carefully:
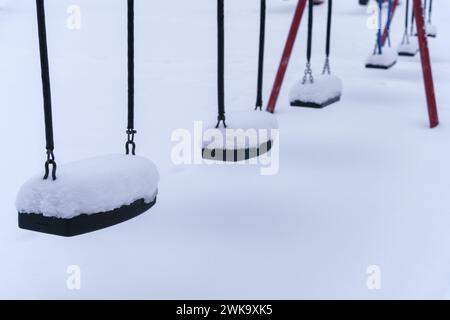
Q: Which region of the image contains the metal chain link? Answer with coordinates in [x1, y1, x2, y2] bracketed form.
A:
[302, 62, 314, 84]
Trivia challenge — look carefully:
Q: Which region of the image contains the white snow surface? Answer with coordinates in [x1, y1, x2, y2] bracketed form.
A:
[397, 40, 419, 55]
[16, 155, 159, 219]
[203, 110, 278, 149]
[289, 74, 343, 104]
[366, 47, 398, 67]
[1, 0, 450, 299]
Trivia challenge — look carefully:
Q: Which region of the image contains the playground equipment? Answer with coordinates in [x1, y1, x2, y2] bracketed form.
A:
[366, 0, 398, 69]
[289, 0, 342, 108]
[398, 0, 419, 57]
[16, 0, 159, 237]
[266, 0, 438, 128]
[202, 0, 277, 162]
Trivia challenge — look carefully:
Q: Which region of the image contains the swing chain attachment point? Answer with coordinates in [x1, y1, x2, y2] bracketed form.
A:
[126, 129, 137, 155]
[302, 61, 314, 84]
[216, 114, 227, 129]
[43, 149, 57, 181]
[322, 57, 331, 75]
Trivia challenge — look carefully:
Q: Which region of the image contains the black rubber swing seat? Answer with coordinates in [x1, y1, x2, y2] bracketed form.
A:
[202, 140, 273, 162]
[201, 110, 278, 162]
[398, 51, 418, 57]
[365, 61, 397, 70]
[18, 198, 156, 237]
[289, 74, 343, 109]
[290, 95, 341, 109]
[16, 155, 159, 237]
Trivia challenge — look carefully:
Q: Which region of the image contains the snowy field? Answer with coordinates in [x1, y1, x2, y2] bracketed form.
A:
[1, 0, 450, 299]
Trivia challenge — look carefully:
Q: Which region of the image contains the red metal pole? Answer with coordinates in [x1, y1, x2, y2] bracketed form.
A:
[381, 0, 399, 46]
[413, 0, 439, 128]
[266, 0, 307, 113]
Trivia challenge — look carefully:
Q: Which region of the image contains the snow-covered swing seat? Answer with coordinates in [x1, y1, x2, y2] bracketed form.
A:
[16, 0, 159, 237]
[365, 0, 398, 69]
[289, 0, 342, 109]
[202, 0, 278, 162]
[397, 0, 419, 57]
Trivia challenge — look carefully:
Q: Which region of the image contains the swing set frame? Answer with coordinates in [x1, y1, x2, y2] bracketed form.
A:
[266, 0, 439, 129]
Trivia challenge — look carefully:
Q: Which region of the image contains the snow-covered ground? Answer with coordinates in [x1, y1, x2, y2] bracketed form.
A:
[1, 0, 450, 299]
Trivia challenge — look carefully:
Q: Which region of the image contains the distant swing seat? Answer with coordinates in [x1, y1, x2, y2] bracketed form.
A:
[397, 0, 419, 57]
[397, 40, 419, 57]
[366, 0, 397, 70]
[289, 0, 342, 109]
[365, 47, 398, 69]
[202, 110, 278, 162]
[290, 74, 342, 109]
[17, 155, 159, 237]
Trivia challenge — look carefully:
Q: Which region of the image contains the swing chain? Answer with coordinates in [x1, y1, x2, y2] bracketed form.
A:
[302, 61, 314, 84]
[44, 149, 57, 181]
[322, 57, 331, 75]
[126, 129, 137, 155]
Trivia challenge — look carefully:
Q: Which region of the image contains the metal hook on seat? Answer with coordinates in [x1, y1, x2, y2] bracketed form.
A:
[126, 129, 137, 155]
[43, 149, 57, 180]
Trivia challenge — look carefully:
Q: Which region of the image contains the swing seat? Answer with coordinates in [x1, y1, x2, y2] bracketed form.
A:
[16, 154, 159, 237]
[202, 110, 278, 162]
[426, 23, 437, 38]
[365, 47, 398, 69]
[397, 40, 419, 57]
[289, 74, 343, 109]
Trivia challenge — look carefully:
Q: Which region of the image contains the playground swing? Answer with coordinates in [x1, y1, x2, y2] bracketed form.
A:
[424, 0, 437, 38]
[398, 0, 419, 56]
[366, 0, 398, 69]
[202, 0, 278, 162]
[15, 0, 159, 237]
[289, 0, 342, 109]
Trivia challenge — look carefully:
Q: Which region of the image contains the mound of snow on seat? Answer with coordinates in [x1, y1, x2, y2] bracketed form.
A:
[397, 40, 419, 55]
[16, 154, 159, 219]
[427, 23, 437, 37]
[289, 74, 343, 104]
[203, 110, 278, 150]
[366, 47, 398, 67]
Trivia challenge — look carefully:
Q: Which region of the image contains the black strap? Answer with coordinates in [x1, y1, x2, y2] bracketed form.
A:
[306, 0, 313, 64]
[36, 0, 57, 180]
[401, 0, 410, 44]
[255, 0, 266, 111]
[428, 0, 433, 23]
[322, 0, 332, 74]
[302, 0, 314, 84]
[216, 0, 226, 128]
[410, 3, 415, 36]
[404, 0, 410, 32]
[126, 0, 136, 155]
[375, 0, 383, 54]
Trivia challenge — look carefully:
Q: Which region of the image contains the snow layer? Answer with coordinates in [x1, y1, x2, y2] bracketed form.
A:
[427, 24, 437, 37]
[397, 40, 419, 55]
[16, 155, 159, 219]
[366, 47, 398, 67]
[203, 110, 278, 149]
[289, 74, 343, 105]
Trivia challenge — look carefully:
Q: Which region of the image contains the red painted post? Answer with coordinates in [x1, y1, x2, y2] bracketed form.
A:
[413, 0, 439, 128]
[266, 0, 307, 113]
[381, 0, 399, 46]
